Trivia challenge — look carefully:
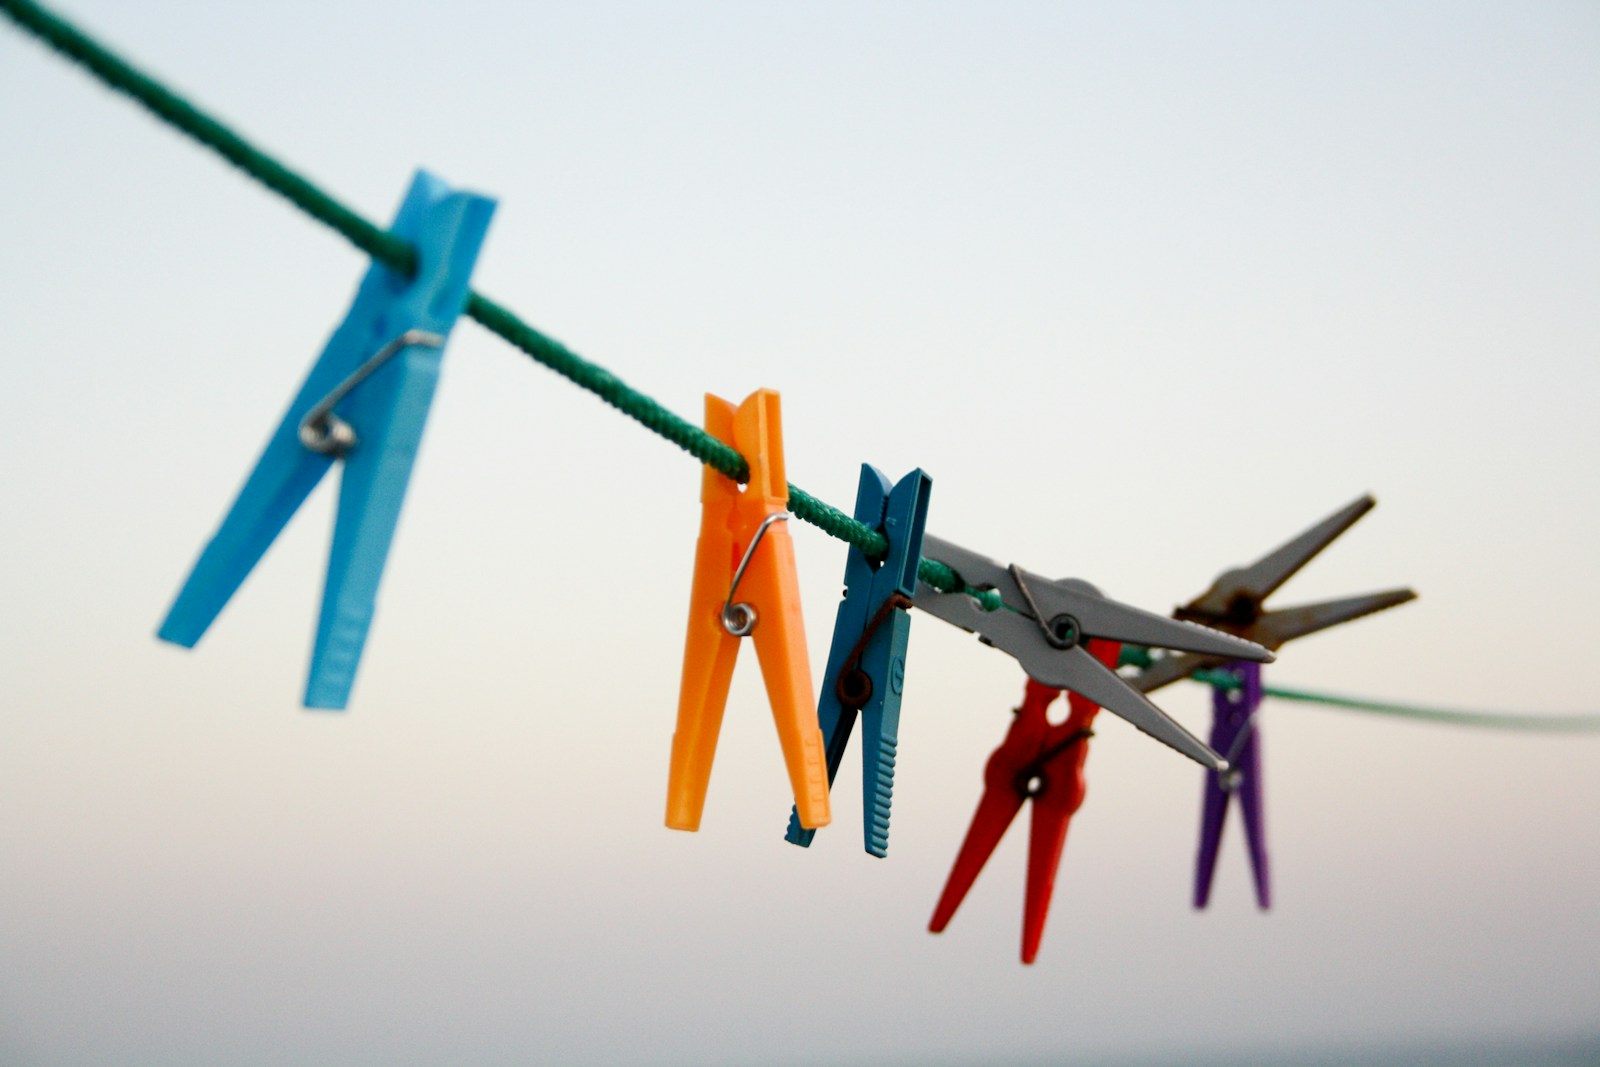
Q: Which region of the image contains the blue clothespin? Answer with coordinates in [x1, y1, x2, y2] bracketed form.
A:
[157, 170, 496, 709]
[785, 464, 932, 856]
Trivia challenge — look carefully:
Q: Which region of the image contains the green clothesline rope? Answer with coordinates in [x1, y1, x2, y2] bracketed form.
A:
[0, 0, 991, 601]
[1188, 668, 1600, 733]
[1268, 686, 1600, 733]
[7, 0, 1597, 734]
[1109, 646, 1600, 730]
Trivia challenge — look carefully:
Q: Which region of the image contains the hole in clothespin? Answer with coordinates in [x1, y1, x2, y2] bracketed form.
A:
[969, 583, 1003, 612]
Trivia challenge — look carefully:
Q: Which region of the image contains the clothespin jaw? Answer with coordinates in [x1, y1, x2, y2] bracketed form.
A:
[667, 390, 830, 832]
[785, 463, 932, 857]
[1131, 495, 1416, 695]
[913, 534, 1271, 771]
[1195, 660, 1269, 909]
[928, 639, 1121, 964]
[157, 170, 495, 709]
[1186, 496, 1379, 624]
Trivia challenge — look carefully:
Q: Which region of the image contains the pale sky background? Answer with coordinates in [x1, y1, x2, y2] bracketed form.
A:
[2, 2, 1598, 1065]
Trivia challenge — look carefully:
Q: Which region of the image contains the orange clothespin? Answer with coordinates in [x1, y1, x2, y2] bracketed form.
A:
[666, 390, 831, 832]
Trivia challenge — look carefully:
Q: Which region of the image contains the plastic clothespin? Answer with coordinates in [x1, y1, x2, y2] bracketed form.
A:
[667, 390, 830, 832]
[1127, 495, 1416, 908]
[1196, 660, 1268, 909]
[784, 464, 932, 857]
[157, 170, 495, 709]
[928, 639, 1123, 965]
[1131, 495, 1416, 695]
[912, 534, 1273, 771]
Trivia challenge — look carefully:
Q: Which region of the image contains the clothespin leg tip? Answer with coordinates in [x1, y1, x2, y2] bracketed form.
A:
[793, 743, 832, 830]
[665, 795, 705, 832]
[664, 809, 703, 832]
[784, 808, 817, 848]
[865, 734, 896, 857]
[303, 678, 353, 711]
[154, 618, 201, 649]
[865, 811, 889, 857]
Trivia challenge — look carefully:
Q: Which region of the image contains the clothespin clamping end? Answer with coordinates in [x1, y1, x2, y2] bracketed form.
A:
[783, 463, 931, 857]
[156, 170, 496, 710]
[667, 390, 831, 833]
[911, 534, 1274, 771]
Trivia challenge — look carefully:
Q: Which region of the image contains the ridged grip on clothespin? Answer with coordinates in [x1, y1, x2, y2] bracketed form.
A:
[785, 463, 931, 857]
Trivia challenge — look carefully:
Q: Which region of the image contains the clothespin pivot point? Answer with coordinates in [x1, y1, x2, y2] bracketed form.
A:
[297, 329, 444, 455]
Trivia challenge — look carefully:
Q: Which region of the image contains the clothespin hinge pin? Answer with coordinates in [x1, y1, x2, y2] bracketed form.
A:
[834, 591, 913, 707]
[1217, 711, 1261, 793]
[721, 512, 790, 636]
[1008, 564, 1081, 650]
[298, 329, 445, 455]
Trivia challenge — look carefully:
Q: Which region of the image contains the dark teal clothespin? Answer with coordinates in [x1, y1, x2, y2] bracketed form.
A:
[157, 169, 496, 709]
[785, 464, 932, 856]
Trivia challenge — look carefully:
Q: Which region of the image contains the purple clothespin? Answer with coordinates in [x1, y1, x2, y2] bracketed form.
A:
[1129, 495, 1416, 909]
[1196, 660, 1268, 908]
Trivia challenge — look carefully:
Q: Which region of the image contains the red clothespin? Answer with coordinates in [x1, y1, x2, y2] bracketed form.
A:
[929, 638, 1122, 964]
[666, 390, 830, 832]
